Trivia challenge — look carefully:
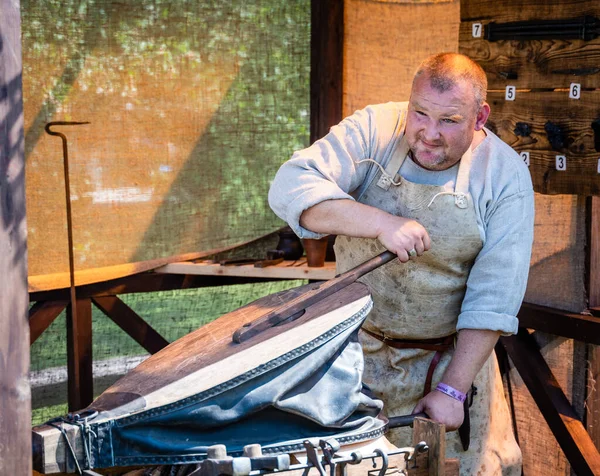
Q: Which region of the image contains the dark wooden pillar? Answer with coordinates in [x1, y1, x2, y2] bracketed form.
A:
[67, 298, 94, 410]
[310, 0, 344, 144]
[0, 0, 31, 473]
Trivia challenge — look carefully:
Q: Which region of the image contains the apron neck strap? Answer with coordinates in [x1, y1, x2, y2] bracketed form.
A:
[454, 146, 473, 196]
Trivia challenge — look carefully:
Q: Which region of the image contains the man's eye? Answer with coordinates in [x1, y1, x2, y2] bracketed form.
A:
[416, 111, 426, 116]
[442, 118, 456, 124]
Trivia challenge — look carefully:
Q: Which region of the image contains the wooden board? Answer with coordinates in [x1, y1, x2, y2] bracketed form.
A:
[0, 0, 31, 474]
[459, 0, 600, 90]
[587, 197, 600, 451]
[155, 259, 336, 281]
[486, 91, 600, 196]
[459, 21, 600, 90]
[461, 0, 600, 23]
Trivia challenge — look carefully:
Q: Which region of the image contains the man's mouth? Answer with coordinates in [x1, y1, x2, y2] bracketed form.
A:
[419, 140, 441, 149]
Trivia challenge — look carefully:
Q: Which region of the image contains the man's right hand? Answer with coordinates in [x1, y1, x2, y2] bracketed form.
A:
[300, 199, 431, 261]
[376, 214, 431, 262]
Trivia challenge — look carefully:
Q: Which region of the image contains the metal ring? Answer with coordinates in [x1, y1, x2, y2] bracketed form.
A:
[349, 452, 362, 465]
[408, 249, 417, 258]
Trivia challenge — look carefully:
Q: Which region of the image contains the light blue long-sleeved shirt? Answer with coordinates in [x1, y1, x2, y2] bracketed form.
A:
[269, 102, 534, 335]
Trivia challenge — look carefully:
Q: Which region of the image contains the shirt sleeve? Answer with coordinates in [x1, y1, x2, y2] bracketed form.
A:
[457, 188, 535, 335]
[268, 104, 403, 239]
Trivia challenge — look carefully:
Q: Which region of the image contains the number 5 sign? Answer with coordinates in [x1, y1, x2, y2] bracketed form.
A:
[505, 86, 516, 101]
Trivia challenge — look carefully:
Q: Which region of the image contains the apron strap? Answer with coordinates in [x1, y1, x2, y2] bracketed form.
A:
[382, 134, 410, 181]
[454, 146, 473, 197]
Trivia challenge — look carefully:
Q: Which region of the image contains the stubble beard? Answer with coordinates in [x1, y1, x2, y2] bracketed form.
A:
[409, 145, 449, 171]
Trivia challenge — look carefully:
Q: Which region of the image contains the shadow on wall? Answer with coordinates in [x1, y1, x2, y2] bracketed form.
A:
[22, 1, 309, 272]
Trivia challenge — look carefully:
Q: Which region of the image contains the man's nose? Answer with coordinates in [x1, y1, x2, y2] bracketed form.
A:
[422, 120, 441, 141]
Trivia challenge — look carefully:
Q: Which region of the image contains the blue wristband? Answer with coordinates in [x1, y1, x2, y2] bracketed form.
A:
[435, 382, 467, 403]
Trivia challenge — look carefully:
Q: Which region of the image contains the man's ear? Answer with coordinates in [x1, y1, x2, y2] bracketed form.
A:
[474, 102, 491, 131]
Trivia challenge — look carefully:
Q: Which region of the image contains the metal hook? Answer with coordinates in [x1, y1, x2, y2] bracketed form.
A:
[407, 441, 429, 469]
[44, 121, 90, 410]
[373, 448, 388, 476]
[303, 440, 326, 476]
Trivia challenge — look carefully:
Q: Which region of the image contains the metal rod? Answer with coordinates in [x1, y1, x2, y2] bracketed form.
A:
[485, 16, 599, 42]
[44, 121, 90, 333]
[247, 444, 427, 476]
[387, 412, 428, 429]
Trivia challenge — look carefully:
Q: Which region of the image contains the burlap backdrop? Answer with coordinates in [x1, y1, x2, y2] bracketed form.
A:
[23, 1, 310, 279]
[343, 0, 460, 115]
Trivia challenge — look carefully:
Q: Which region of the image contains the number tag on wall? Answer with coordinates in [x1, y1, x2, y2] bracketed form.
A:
[505, 86, 516, 101]
[472, 23, 482, 38]
[520, 152, 530, 167]
[569, 83, 581, 100]
[556, 155, 567, 171]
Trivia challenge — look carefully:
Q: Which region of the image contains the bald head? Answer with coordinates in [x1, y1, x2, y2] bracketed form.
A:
[412, 53, 488, 111]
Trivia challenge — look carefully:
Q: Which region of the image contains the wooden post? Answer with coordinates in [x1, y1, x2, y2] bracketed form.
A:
[586, 196, 600, 449]
[67, 298, 94, 411]
[0, 0, 31, 473]
[310, 0, 343, 144]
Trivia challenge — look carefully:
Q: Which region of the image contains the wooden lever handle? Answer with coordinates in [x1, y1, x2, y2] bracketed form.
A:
[232, 250, 396, 343]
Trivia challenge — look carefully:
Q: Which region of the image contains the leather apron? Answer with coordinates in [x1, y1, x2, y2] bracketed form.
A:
[334, 135, 522, 475]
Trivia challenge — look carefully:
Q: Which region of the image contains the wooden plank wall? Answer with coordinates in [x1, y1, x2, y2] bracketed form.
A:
[460, 1, 600, 473]
[0, 0, 32, 474]
[460, 0, 600, 196]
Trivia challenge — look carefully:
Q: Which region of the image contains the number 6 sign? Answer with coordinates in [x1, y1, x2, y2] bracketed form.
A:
[569, 83, 581, 99]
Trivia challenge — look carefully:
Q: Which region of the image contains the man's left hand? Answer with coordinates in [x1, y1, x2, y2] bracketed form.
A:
[412, 390, 464, 431]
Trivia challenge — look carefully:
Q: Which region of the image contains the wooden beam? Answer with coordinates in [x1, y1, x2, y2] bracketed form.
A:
[92, 295, 169, 354]
[0, 0, 31, 473]
[29, 300, 68, 344]
[30, 273, 278, 302]
[501, 329, 600, 475]
[310, 0, 343, 144]
[67, 298, 93, 411]
[518, 302, 600, 345]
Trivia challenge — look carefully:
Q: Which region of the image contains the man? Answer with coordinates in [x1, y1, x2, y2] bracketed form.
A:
[269, 53, 533, 474]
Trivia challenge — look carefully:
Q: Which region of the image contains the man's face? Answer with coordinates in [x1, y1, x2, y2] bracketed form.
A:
[405, 74, 488, 171]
